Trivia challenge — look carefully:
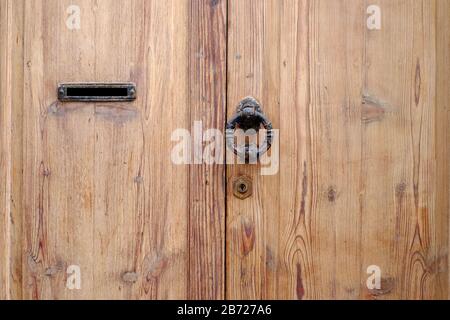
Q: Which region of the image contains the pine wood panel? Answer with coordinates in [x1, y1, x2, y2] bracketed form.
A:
[0, 0, 12, 300]
[436, 0, 450, 299]
[8, 0, 225, 299]
[188, 0, 227, 300]
[9, 0, 25, 299]
[226, 0, 448, 300]
[226, 0, 280, 300]
[360, 0, 441, 300]
[1, 0, 448, 300]
[0, 0, 25, 299]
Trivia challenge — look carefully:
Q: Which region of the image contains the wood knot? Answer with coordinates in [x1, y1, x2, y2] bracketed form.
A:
[44, 263, 64, 277]
[27, 254, 40, 274]
[368, 277, 395, 297]
[327, 186, 337, 203]
[241, 218, 255, 256]
[361, 92, 390, 124]
[296, 263, 305, 300]
[121, 272, 139, 283]
[145, 254, 168, 279]
[395, 182, 407, 198]
[134, 175, 144, 184]
[39, 162, 51, 177]
[265, 246, 276, 271]
[47, 101, 65, 117]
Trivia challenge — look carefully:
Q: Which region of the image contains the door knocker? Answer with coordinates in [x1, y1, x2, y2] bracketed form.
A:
[226, 97, 273, 162]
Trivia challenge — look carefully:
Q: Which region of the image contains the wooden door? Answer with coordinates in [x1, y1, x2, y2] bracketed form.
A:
[1, 0, 226, 300]
[226, 0, 449, 300]
[1, 0, 449, 300]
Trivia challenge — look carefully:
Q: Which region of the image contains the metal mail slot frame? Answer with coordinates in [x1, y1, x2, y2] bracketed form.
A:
[58, 83, 136, 102]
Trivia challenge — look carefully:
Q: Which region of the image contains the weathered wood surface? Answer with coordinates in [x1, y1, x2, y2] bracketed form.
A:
[437, 0, 450, 300]
[1, 0, 448, 300]
[0, 0, 12, 300]
[226, 0, 449, 300]
[188, 0, 227, 300]
[2, 0, 226, 299]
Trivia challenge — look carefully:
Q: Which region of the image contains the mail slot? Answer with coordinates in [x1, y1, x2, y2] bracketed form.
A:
[57, 83, 136, 102]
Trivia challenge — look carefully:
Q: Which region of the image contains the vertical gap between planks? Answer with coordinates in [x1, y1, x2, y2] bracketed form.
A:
[224, 0, 229, 301]
[187, 0, 192, 299]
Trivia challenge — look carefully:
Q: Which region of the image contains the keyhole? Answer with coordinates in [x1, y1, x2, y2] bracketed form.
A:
[232, 176, 253, 200]
[238, 183, 248, 194]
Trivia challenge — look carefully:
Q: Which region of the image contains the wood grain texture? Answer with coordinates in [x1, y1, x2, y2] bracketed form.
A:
[361, 0, 442, 300]
[22, 0, 97, 299]
[226, 0, 447, 300]
[9, 0, 25, 299]
[226, 0, 281, 299]
[436, 0, 450, 299]
[188, 0, 226, 300]
[13, 0, 225, 299]
[0, 0, 13, 300]
[2, 0, 448, 300]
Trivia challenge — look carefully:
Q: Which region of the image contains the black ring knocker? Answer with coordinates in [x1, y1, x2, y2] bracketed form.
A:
[226, 97, 273, 162]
